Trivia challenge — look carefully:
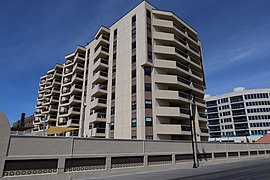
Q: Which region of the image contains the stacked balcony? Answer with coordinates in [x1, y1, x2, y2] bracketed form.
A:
[89, 27, 110, 137]
[152, 10, 206, 141]
[57, 46, 86, 135]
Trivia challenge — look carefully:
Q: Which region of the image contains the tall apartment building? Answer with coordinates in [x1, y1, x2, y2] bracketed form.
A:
[34, 1, 207, 141]
[34, 64, 63, 135]
[205, 87, 270, 143]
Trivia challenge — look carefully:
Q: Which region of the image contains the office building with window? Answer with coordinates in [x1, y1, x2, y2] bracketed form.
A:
[205, 87, 270, 143]
[34, 1, 207, 140]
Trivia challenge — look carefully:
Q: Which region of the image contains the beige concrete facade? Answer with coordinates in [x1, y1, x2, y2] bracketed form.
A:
[34, 1, 207, 140]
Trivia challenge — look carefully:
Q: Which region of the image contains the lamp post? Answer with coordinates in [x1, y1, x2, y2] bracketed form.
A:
[189, 95, 198, 168]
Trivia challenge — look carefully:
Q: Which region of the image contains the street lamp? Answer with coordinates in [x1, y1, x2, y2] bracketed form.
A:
[189, 95, 198, 168]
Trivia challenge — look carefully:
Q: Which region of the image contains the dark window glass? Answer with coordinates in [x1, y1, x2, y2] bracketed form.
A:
[110, 122, 114, 130]
[112, 65, 116, 73]
[114, 29, 117, 36]
[131, 118, 137, 127]
[147, 23, 151, 31]
[132, 42, 136, 50]
[132, 69, 136, 78]
[145, 117, 153, 126]
[112, 78, 116, 86]
[113, 42, 117, 49]
[113, 53, 116, 60]
[146, 9, 151, 18]
[145, 83, 152, 91]
[111, 92, 115, 100]
[132, 15, 136, 24]
[148, 51, 152, 60]
[145, 100, 152, 108]
[132, 101, 136, 110]
[146, 135, 153, 140]
[132, 55, 136, 63]
[132, 85, 136, 94]
[111, 107, 115, 115]
[132, 29, 136, 36]
[144, 67, 151, 76]
[147, 37, 152, 45]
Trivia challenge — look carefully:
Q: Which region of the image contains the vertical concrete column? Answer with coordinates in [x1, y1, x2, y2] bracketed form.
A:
[57, 157, 66, 174]
[172, 154, 176, 165]
[0, 112, 11, 177]
[144, 155, 148, 167]
[106, 156, 111, 170]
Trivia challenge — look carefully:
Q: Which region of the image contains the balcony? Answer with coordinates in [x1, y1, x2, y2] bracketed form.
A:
[95, 34, 110, 51]
[92, 71, 108, 84]
[91, 84, 107, 97]
[70, 84, 83, 94]
[90, 98, 107, 110]
[68, 107, 81, 115]
[71, 73, 84, 84]
[69, 95, 82, 105]
[93, 58, 109, 73]
[90, 112, 107, 123]
[90, 128, 106, 137]
[73, 63, 85, 73]
[93, 46, 109, 62]
[155, 106, 189, 119]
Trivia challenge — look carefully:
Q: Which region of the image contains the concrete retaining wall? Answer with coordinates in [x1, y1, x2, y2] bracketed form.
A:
[1, 112, 270, 180]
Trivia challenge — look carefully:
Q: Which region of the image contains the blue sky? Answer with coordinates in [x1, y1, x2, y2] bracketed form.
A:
[0, 0, 270, 124]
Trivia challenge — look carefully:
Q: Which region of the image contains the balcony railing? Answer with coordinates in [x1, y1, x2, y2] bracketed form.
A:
[176, 62, 189, 72]
[173, 22, 186, 34]
[199, 112, 207, 118]
[97, 112, 106, 119]
[102, 35, 110, 41]
[175, 48, 188, 58]
[187, 33, 198, 42]
[98, 98, 107, 104]
[189, 44, 199, 54]
[181, 125, 191, 131]
[74, 95, 82, 100]
[100, 71, 108, 77]
[180, 107, 190, 115]
[177, 76, 190, 85]
[191, 69, 203, 78]
[101, 46, 109, 53]
[174, 35, 187, 46]
[200, 127, 209, 133]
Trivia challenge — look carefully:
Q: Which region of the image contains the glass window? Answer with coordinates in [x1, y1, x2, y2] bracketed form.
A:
[113, 53, 116, 60]
[110, 122, 114, 130]
[131, 118, 137, 127]
[114, 29, 117, 36]
[146, 135, 153, 140]
[148, 51, 152, 60]
[144, 67, 151, 76]
[147, 37, 152, 45]
[132, 85, 136, 94]
[146, 9, 151, 18]
[132, 69, 136, 78]
[145, 100, 152, 108]
[112, 65, 116, 73]
[145, 117, 153, 126]
[111, 107, 115, 115]
[145, 83, 151, 91]
[132, 15, 136, 24]
[132, 42, 136, 50]
[147, 23, 151, 31]
[132, 101, 136, 110]
[132, 55, 136, 63]
[112, 78, 116, 86]
[111, 92, 115, 100]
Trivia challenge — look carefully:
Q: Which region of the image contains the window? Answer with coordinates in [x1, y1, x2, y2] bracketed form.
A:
[132, 29, 136, 37]
[147, 23, 151, 31]
[147, 37, 152, 45]
[114, 29, 117, 36]
[144, 67, 151, 76]
[131, 118, 137, 127]
[148, 51, 152, 60]
[145, 117, 153, 126]
[113, 53, 116, 60]
[146, 135, 153, 140]
[132, 136, 137, 139]
[132, 69, 136, 78]
[132, 101, 136, 110]
[112, 65, 116, 73]
[112, 78, 116, 86]
[111, 107, 115, 115]
[145, 83, 151, 91]
[132, 42, 136, 50]
[132, 15, 136, 24]
[132, 55, 136, 63]
[145, 100, 152, 108]
[110, 122, 114, 130]
[132, 85, 136, 94]
[146, 9, 151, 19]
[111, 92, 115, 100]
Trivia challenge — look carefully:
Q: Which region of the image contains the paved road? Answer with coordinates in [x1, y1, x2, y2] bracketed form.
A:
[88, 158, 270, 180]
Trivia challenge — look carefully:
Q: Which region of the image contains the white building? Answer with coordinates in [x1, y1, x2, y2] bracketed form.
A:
[205, 87, 270, 143]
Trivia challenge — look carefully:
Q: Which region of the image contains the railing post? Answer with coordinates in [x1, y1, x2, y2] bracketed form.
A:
[106, 156, 111, 170]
